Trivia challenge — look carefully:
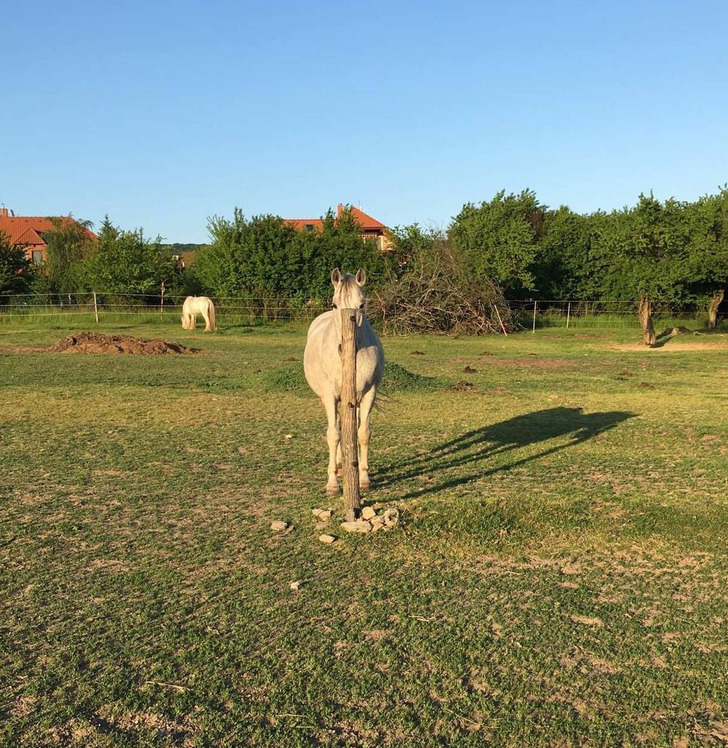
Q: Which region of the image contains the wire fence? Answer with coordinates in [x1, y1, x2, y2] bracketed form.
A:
[0, 293, 724, 330]
[0, 293, 328, 324]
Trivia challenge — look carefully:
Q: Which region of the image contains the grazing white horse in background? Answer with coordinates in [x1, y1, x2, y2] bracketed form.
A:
[304, 268, 384, 494]
[181, 296, 216, 331]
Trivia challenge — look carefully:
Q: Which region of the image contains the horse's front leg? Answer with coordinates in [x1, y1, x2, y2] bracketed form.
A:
[203, 311, 211, 331]
[336, 442, 343, 477]
[323, 396, 341, 495]
[357, 387, 377, 491]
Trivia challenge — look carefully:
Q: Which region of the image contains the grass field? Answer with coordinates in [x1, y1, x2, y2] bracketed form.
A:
[2, 319, 728, 746]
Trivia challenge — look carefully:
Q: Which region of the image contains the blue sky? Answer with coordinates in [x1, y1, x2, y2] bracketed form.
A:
[2, 0, 727, 242]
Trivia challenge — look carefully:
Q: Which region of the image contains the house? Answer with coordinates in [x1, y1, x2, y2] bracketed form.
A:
[0, 207, 97, 264]
[285, 203, 392, 252]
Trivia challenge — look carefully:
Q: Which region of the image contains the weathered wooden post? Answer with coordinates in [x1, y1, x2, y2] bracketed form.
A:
[532, 300, 537, 333]
[339, 307, 361, 522]
[566, 301, 571, 329]
[493, 304, 508, 336]
[160, 281, 165, 316]
[93, 292, 99, 324]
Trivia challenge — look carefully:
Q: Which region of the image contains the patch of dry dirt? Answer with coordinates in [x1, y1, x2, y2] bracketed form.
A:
[476, 357, 577, 369]
[612, 338, 728, 352]
[50, 332, 197, 355]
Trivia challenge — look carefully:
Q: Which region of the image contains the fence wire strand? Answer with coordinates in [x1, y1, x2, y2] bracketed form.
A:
[0, 293, 723, 328]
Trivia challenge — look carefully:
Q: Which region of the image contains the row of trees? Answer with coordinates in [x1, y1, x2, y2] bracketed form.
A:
[447, 188, 728, 340]
[2, 192, 726, 341]
[0, 217, 187, 298]
[0, 207, 391, 303]
[193, 207, 392, 301]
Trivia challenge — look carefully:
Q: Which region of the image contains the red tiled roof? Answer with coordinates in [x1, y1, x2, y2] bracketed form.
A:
[345, 205, 387, 231]
[10, 226, 45, 247]
[0, 215, 97, 246]
[284, 204, 388, 234]
[284, 219, 325, 232]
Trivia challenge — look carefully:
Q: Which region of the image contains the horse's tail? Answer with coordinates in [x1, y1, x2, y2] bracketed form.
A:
[208, 299, 216, 331]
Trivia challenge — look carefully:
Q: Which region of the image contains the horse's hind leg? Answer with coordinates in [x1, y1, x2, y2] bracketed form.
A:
[203, 310, 211, 331]
[323, 396, 341, 495]
[357, 387, 377, 491]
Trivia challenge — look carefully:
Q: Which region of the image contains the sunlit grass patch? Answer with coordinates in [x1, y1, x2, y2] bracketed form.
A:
[2, 319, 728, 746]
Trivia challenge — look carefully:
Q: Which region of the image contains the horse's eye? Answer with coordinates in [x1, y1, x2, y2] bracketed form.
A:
[332, 303, 338, 309]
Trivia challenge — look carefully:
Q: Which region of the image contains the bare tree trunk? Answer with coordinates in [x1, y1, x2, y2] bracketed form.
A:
[708, 289, 724, 330]
[639, 294, 656, 347]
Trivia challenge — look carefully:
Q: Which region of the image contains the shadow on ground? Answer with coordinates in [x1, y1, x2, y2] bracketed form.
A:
[375, 407, 635, 499]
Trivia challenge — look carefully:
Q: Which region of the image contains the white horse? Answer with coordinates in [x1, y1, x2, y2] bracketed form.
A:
[181, 296, 216, 331]
[304, 268, 384, 494]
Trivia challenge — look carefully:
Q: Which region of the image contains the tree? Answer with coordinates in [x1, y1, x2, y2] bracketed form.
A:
[604, 194, 690, 345]
[303, 206, 388, 301]
[532, 206, 593, 300]
[43, 216, 95, 294]
[0, 232, 35, 295]
[86, 216, 181, 295]
[683, 188, 728, 329]
[193, 208, 250, 297]
[449, 190, 546, 297]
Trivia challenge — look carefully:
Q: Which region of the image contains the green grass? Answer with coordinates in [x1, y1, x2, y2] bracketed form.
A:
[2, 320, 728, 746]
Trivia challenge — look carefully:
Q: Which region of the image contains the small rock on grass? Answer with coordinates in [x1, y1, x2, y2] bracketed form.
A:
[361, 506, 377, 520]
[290, 581, 302, 591]
[341, 520, 373, 534]
[318, 534, 337, 544]
[312, 508, 333, 521]
[383, 508, 400, 527]
[270, 520, 289, 532]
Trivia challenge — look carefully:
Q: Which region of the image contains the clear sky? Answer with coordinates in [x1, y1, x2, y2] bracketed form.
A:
[2, 0, 727, 242]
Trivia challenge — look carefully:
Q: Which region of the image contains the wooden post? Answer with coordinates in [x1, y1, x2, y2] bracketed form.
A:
[566, 301, 571, 329]
[493, 304, 508, 336]
[532, 300, 537, 333]
[93, 292, 99, 324]
[160, 281, 165, 315]
[339, 308, 360, 522]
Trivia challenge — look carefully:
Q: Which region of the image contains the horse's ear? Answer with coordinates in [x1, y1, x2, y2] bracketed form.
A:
[331, 268, 342, 286]
[355, 268, 366, 286]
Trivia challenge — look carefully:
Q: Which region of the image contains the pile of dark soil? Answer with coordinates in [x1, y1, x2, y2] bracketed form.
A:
[51, 332, 197, 355]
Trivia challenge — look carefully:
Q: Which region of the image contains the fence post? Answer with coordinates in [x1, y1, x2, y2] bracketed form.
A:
[566, 301, 571, 329]
[339, 307, 361, 522]
[93, 292, 99, 324]
[532, 300, 537, 333]
[160, 281, 165, 315]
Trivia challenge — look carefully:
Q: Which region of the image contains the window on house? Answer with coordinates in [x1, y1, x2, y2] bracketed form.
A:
[31, 250, 44, 265]
[304, 224, 314, 232]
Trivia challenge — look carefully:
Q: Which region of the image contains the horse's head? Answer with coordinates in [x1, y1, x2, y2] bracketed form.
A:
[331, 268, 367, 328]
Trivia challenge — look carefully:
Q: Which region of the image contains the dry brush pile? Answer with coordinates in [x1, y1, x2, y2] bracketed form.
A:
[368, 242, 517, 335]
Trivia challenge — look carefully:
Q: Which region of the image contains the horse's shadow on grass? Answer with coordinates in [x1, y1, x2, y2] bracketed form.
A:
[374, 407, 635, 500]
